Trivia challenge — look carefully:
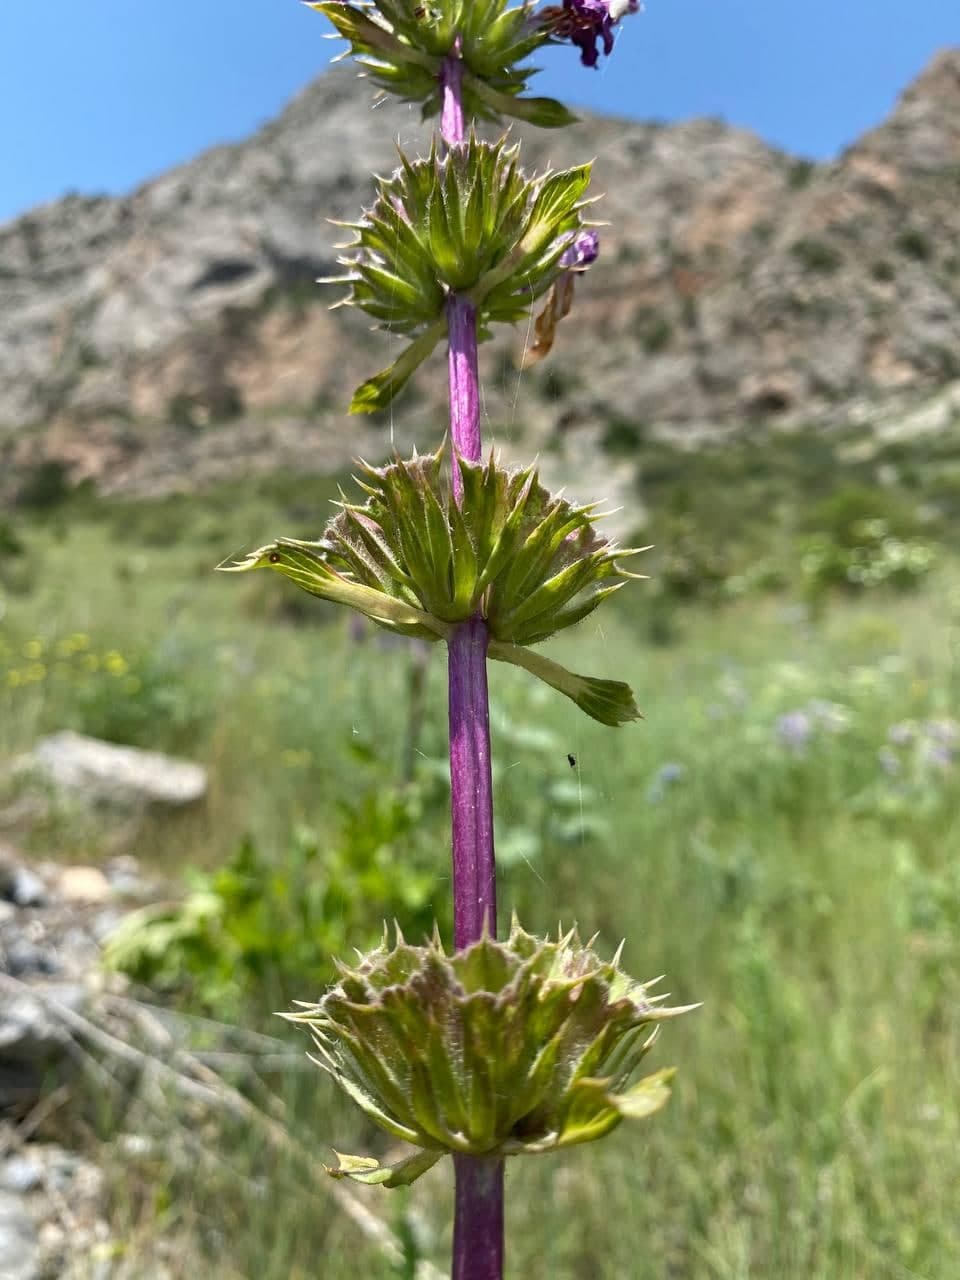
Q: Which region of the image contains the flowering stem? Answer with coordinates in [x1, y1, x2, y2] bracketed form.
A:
[442, 44, 503, 1280]
[452, 1156, 505, 1280]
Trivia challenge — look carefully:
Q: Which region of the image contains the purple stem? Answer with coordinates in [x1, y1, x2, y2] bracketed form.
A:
[452, 1156, 505, 1280]
[441, 44, 504, 1280]
[448, 617, 496, 947]
[446, 294, 481, 500]
[440, 48, 465, 146]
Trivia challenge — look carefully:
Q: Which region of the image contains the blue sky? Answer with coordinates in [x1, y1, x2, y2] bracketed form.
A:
[2, 1, 958, 224]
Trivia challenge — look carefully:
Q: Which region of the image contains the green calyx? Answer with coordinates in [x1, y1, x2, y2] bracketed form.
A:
[221, 445, 645, 725]
[309, 0, 576, 129]
[326, 135, 595, 413]
[286, 917, 694, 1186]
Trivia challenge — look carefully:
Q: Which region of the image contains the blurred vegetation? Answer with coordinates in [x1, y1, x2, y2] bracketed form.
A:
[1, 418, 959, 1277]
[104, 780, 448, 1016]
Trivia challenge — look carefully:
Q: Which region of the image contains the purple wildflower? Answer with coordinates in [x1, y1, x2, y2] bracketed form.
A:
[923, 740, 955, 771]
[888, 722, 916, 746]
[541, 0, 641, 69]
[560, 229, 600, 270]
[776, 710, 813, 754]
[646, 761, 686, 803]
[925, 718, 960, 747]
[878, 746, 901, 777]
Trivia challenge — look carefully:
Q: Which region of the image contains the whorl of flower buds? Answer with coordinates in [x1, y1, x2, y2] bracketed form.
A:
[221, 444, 647, 725]
[284, 917, 693, 1186]
[324, 135, 599, 412]
[309, 0, 578, 128]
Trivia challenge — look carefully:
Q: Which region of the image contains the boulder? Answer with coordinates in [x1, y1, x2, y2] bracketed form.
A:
[0, 985, 86, 1113]
[19, 732, 207, 811]
[0, 1188, 39, 1280]
[0, 869, 45, 911]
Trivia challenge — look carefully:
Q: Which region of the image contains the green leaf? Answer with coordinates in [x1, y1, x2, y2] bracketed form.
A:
[554, 1078, 624, 1149]
[609, 1068, 677, 1121]
[218, 541, 449, 640]
[308, 2, 438, 71]
[521, 164, 593, 258]
[488, 642, 642, 727]
[463, 73, 580, 128]
[349, 318, 445, 415]
[326, 1147, 443, 1189]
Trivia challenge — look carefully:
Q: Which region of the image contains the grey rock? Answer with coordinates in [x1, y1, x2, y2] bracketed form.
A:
[0, 985, 83, 1061]
[0, 943, 60, 980]
[20, 733, 207, 811]
[0, 1187, 39, 1280]
[0, 1158, 42, 1196]
[2, 873, 45, 911]
[0, 985, 86, 1111]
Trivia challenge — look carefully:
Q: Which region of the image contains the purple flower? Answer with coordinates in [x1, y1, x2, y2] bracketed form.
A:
[646, 761, 686, 803]
[560, 229, 600, 270]
[878, 746, 901, 777]
[923, 740, 955, 771]
[541, 0, 641, 69]
[925, 718, 960, 747]
[776, 710, 813, 754]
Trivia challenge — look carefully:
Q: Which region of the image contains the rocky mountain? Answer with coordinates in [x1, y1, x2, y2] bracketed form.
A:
[2, 49, 959, 501]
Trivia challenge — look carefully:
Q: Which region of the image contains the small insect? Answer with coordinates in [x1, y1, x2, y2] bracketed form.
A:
[269, 552, 281, 563]
[567, 753, 577, 769]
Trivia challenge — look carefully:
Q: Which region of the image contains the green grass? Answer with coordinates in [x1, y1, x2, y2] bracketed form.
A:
[1, 470, 959, 1278]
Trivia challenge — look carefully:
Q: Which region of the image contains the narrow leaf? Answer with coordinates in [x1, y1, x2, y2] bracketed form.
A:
[488, 642, 642, 727]
[327, 1147, 443, 1188]
[349, 317, 445, 414]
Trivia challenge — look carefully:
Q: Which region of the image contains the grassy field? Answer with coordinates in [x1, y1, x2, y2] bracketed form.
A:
[1, 444, 959, 1278]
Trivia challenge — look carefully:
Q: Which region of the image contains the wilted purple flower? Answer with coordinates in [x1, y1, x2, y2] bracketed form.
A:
[540, 0, 641, 68]
[776, 710, 813, 754]
[520, 231, 599, 367]
[560, 229, 600, 270]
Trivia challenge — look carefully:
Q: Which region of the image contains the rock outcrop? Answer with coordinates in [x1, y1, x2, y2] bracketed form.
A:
[2, 51, 960, 499]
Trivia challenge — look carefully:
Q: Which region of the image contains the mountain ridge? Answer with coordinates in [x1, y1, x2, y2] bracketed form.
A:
[2, 49, 959, 501]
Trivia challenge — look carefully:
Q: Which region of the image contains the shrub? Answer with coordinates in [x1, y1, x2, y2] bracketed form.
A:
[787, 159, 815, 190]
[895, 228, 932, 262]
[601, 417, 646, 455]
[105, 786, 449, 1014]
[790, 238, 843, 275]
[15, 460, 74, 510]
[634, 306, 674, 353]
